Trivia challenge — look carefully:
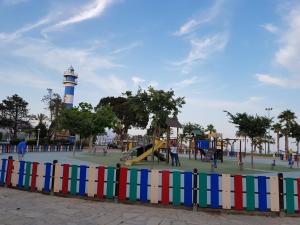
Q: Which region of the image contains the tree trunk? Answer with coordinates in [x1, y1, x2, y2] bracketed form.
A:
[244, 136, 246, 157]
[277, 133, 280, 155]
[285, 134, 288, 154]
[251, 139, 254, 168]
[297, 141, 299, 168]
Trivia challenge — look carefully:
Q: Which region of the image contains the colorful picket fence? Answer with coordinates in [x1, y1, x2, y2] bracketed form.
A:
[0, 158, 300, 215]
[0, 144, 82, 154]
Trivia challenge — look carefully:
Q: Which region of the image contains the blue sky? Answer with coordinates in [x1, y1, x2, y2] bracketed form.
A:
[0, 0, 299, 140]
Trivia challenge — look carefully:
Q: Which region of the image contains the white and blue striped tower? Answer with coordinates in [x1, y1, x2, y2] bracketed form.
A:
[63, 66, 78, 109]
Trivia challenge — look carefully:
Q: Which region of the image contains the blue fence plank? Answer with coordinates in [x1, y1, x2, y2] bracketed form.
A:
[211, 173, 219, 209]
[140, 169, 148, 203]
[0, 159, 7, 185]
[79, 165, 87, 196]
[184, 172, 193, 207]
[44, 163, 52, 192]
[258, 176, 267, 211]
[17, 161, 25, 188]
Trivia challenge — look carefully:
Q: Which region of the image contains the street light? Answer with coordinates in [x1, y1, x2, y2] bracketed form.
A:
[37, 128, 41, 151]
[265, 107, 273, 154]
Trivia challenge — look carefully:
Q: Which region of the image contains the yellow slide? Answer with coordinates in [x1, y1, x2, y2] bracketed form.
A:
[125, 141, 165, 166]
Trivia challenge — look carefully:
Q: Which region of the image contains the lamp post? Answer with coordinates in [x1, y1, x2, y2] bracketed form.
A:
[37, 128, 41, 150]
[265, 107, 273, 154]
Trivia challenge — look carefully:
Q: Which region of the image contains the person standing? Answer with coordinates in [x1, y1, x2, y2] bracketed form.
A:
[17, 140, 27, 160]
[171, 143, 180, 167]
[170, 143, 176, 166]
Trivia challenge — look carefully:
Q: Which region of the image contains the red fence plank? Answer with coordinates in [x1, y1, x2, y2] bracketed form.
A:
[30, 162, 38, 191]
[6, 159, 13, 186]
[118, 167, 128, 201]
[62, 164, 70, 194]
[161, 170, 170, 205]
[97, 166, 105, 199]
[234, 175, 243, 210]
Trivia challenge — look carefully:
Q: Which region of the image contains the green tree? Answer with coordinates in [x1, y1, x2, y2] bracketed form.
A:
[225, 111, 271, 168]
[291, 123, 300, 167]
[0, 94, 33, 139]
[35, 113, 48, 124]
[144, 87, 185, 137]
[206, 124, 216, 136]
[42, 89, 63, 139]
[59, 102, 117, 150]
[96, 89, 149, 149]
[272, 123, 283, 155]
[278, 110, 297, 154]
[34, 123, 47, 140]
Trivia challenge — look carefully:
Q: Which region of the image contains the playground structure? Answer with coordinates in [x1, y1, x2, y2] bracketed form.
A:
[124, 140, 166, 166]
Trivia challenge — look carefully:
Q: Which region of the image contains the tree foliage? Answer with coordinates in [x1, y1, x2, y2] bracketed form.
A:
[144, 87, 185, 137]
[224, 111, 271, 167]
[96, 89, 149, 139]
[0, 94, 33, 139]
[278, 110, 297, 153]
[59, 102, 117, 140]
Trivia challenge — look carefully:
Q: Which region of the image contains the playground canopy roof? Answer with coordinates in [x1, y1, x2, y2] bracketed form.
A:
[166, 117, 182, 128]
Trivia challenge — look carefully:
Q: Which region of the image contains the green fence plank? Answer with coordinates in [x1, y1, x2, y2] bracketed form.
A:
[70, 165, 78, 195]
[106, 167, 115, 199]
[173, 171, 181, 206]
[199, 173, 207, 207]
[24, 162, 32, 190]
[246, 176, 255, 211]
[286, 178, 295, 214]
[129, 168, 137, 201]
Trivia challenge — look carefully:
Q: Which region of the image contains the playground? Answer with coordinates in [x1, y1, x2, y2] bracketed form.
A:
[2, 150, 300, 176]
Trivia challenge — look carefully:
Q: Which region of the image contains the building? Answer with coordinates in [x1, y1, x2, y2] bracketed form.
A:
[63, 66, 78, 109]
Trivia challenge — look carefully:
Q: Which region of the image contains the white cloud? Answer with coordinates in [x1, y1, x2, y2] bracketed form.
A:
[46, 0, 115, 31]
[261, 23, 279, 33]
[187, 96, 264, 110]
[0, 71, 56, 90]
[0, 36, 128, 95]
[111, 42, 142, 55]
[274, 5, 300, 74]
[174, 0, 223, 36]
[131, 76, 145, 86]
[256, 73, 300, 88]
[1, 0, 28, 5]
[0, 18, 50, 42]
[173, 76, 199, 89]
[173, 33, 228, 72]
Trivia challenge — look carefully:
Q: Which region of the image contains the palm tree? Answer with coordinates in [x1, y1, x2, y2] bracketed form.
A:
[278, 110, 297, 154]
[36, 113, 48, 125]
[272, 123, 282, 155]
[206, 124, 216, 136]
[291, 123, 300, 167]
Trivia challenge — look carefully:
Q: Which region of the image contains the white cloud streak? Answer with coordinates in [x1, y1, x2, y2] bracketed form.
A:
[173, 76, 199, 89]
[174, 0, 223, 36]
[261, 23, 279, 33]
[111, 41, 142, 55]
[1, 0, 29, 5]
[47, 0, 115, 31]
[173, 33, 228, 72]
[256, 73, 300, 88]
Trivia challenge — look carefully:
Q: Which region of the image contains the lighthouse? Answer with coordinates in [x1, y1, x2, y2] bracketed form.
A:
[63, 66, 78, 109]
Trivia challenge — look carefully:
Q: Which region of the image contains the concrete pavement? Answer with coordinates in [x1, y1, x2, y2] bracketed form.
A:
[0, 188, 300, 225]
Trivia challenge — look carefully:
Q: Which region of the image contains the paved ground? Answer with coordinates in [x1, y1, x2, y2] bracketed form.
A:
[0, 188, 299, 225]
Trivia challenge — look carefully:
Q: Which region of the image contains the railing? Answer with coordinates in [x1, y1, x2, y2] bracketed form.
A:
[0, 158, 299, 215]
[0, 144, 82, 154]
